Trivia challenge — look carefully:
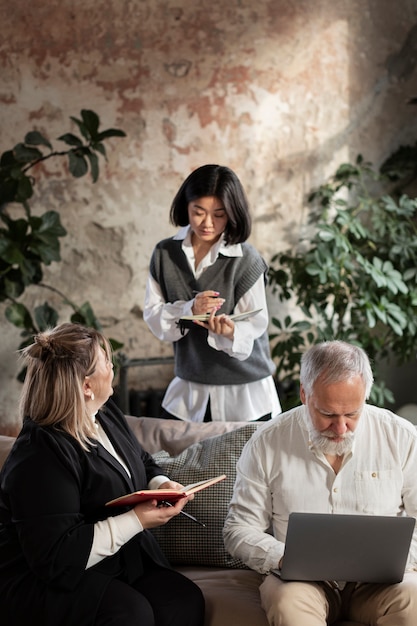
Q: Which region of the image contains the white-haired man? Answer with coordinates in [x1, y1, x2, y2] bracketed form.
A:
[223, 340, 417, 625]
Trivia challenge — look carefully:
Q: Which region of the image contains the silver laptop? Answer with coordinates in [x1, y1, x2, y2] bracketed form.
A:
[278, 512, 415, 584]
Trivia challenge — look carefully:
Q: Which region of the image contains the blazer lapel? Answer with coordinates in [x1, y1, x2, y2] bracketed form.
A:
[96, 410, 143, 490]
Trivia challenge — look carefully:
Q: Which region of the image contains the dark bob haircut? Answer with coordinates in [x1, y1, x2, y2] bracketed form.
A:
[169, 164, 252, 245]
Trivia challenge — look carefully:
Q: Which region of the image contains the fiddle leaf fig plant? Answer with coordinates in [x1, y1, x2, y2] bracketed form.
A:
[269, 154, 417, 410]
[0, 109, 126, 370]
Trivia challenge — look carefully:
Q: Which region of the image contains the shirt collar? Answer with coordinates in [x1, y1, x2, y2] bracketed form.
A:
[175, 225, 243, 258]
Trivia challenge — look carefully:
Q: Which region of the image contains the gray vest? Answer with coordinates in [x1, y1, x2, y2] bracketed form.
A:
[150, 238, 275, 385]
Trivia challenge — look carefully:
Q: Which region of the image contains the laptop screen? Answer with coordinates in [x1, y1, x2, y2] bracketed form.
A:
[279, 512, 415, 584]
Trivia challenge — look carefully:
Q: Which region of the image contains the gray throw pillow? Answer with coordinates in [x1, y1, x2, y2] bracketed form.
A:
[151, 423, 259, 568]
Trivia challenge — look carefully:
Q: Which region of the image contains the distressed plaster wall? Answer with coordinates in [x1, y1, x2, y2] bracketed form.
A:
[1, 0, 417, 428]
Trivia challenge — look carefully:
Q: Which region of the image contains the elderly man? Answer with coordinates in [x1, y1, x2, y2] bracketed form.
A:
[223, 340, 417, 625]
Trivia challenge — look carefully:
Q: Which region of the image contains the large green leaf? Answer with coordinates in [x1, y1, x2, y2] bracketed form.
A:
[86, 150, 99, 183]
[5, 302, 34, 329]
[93, 142, 106, 159]
[0, 269, 25, 299]
[70, 301, 102, 328]
[27, 211, 66, 264]
[69, 116, 89, 141]
[34, 302, 59, 330]
[0, 149, 18, 167]
[32, 210, 67, 238]
[57, 133, 83, 147]
[0, 178, 18, 204]
[15, 174, 34, 202]
[81, 109, 100, 138]
[97, 128, 127, 140]
[20, 256, 43, 285]
[68, 151, 88, 178]
[24, 131, 52, 150]
[13, 143, 43, 163]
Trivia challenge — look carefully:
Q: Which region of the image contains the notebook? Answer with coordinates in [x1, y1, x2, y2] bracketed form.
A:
[176, 308, 262, 334]
[277, 512, 415, 584]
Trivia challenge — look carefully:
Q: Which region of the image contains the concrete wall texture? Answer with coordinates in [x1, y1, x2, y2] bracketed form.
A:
[1, 0, 417, 428]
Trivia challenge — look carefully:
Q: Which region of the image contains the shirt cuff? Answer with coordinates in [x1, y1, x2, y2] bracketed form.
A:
[148, 475, 171, 489]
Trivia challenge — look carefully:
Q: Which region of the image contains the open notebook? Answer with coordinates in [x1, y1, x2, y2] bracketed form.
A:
[275, 512, 415, 584]
[176, 308, 262, 333]
[106, 474, 226, 507]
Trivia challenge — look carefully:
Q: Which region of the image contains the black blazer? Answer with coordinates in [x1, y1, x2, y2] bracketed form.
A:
[0, 398, 170, 626]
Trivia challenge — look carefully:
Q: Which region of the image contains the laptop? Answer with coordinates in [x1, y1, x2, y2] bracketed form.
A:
[277, 512, 415, 584]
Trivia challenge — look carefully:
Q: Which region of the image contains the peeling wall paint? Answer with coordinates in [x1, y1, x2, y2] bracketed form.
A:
[1, 0, 417, 427]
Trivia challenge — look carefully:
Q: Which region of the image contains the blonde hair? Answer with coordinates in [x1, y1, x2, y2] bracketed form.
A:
[19, 322, 112, 449]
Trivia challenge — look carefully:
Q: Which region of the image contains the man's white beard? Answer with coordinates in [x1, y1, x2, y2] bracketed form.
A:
[309, 428, 355, 456]
[305, 408, 355, 456]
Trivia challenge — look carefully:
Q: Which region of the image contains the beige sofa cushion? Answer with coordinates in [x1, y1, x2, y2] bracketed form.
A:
[177, 566, 269, 626]
[0, 418, 251, 470]
[125, 415, 252, 455]
[151, 423, 259, 568]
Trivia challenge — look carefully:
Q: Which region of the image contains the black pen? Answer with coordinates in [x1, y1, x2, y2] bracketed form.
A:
[160, 500, 206, 528]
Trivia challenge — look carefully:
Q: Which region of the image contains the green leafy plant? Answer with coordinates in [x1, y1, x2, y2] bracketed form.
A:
[0, 109, 126, 372]
[269, 154, 417, 410]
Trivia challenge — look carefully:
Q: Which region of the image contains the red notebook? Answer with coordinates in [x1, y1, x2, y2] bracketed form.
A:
[106, 474, 226, 507]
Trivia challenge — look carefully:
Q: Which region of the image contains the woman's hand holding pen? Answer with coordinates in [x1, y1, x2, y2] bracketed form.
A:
[133, 480, 198, 529]
[133, 496, 191, 529]
[192, 290, 225, 316]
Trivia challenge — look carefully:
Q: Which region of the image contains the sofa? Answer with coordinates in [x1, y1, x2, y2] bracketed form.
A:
[0, 416, 364, 626]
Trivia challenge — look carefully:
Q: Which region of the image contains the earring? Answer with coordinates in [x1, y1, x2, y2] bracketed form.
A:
[91, 392, 95, 401]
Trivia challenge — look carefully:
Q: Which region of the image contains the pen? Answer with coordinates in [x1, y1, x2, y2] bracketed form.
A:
[160, 500, 206, 528]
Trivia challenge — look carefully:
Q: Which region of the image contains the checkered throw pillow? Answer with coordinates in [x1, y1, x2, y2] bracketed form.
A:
[151, 423, 259, 568]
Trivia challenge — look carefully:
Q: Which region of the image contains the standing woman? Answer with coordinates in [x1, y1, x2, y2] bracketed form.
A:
[0, 322, 204, 626]
[144, 164, 281, 422]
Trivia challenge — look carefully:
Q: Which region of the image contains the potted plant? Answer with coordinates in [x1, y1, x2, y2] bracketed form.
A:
[0, 109, 126, 375]
[268, 152, 417, 410]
